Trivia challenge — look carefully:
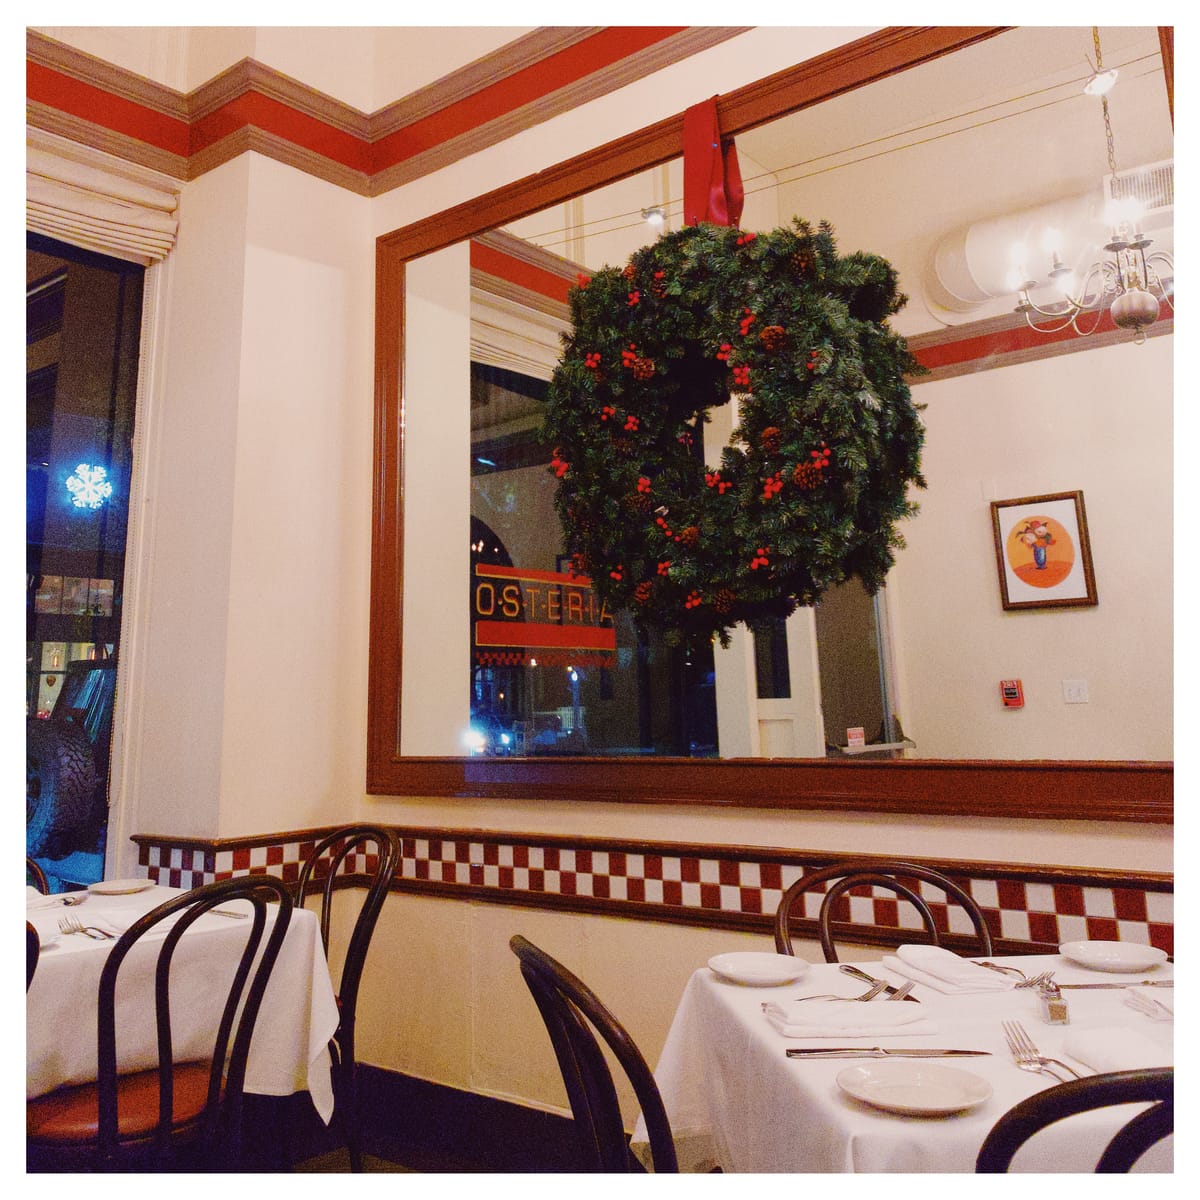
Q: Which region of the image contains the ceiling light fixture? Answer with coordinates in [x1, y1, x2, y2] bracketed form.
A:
[641, 205, 666, 233]
[1010, 28, 1173, 344]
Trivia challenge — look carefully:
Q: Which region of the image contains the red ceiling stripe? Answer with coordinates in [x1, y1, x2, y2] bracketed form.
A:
[26, 61, 190, 156]
[470, 241, 574, 304]
[189, 92, 372, 171]
[370, 26, 686, 170]
[913, 312, 1121, 371]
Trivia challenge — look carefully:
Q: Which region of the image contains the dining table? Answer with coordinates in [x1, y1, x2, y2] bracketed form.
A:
[631, 947, 1173, 1173]
[26, 882, 340, 1124]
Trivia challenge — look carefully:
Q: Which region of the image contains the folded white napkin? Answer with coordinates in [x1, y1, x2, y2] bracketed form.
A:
[762, 999, 939, 1038]
[26, 887, 64, 910]
[1063, 1026, 1172, 1072]
[883, 945, 1012, 994]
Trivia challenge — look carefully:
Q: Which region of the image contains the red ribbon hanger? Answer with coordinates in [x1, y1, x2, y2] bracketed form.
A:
[682, 96, 744, 227]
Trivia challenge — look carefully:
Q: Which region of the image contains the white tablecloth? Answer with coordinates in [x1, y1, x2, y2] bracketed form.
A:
[27, 886, 339, 1123]
[633, 953, 1173, 1173]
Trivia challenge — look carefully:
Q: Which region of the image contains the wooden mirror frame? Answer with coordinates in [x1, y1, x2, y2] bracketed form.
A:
[368, 26, 1173, 824]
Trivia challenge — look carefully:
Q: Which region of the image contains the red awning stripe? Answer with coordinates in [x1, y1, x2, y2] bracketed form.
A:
[476, 564, 593, 586]
[475, 621, 617, 651]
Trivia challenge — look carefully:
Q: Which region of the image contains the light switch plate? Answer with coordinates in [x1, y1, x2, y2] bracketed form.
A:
[1062, 679, 1089, 704]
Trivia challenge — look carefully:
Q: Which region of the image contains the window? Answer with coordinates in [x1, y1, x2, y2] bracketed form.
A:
[26, 233, 143, 889]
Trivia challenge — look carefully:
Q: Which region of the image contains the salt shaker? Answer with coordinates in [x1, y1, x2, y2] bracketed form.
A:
[1038, 978, 1070, 1025]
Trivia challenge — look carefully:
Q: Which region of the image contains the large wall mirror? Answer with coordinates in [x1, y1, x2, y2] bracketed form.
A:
[369, 27, 1173, 822]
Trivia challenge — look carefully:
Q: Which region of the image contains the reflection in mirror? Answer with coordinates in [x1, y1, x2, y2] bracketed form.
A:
[416, 26, 1172, 766]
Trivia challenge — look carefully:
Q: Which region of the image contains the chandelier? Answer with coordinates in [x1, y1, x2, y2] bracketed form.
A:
[1011, 28, 1173, 344]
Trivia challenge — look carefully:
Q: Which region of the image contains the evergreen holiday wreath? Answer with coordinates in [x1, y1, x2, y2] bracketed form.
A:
[542, 218, 926, 646]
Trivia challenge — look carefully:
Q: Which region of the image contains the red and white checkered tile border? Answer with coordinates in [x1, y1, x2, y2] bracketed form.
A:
[135, 829, 1173, 956]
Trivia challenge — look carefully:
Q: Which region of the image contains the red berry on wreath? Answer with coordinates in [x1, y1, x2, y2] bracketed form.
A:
[637, 476, 652, 493]
[657, 561, 671, 576]
[610, 565, 624, 581]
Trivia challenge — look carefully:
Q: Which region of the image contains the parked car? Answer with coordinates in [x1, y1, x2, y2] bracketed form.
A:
[26, 658, 115, 857]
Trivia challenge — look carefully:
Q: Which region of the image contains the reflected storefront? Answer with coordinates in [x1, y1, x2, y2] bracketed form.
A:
[470, 365, 717, 758]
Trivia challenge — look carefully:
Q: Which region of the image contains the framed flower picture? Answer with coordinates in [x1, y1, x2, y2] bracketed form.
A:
[990, 490, 1098, 611]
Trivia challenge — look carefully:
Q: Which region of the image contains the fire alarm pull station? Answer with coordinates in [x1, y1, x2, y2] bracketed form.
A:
[1000, 679, 1024, 708]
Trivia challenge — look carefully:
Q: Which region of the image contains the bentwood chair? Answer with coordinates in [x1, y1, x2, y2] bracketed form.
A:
[27, 857, 49, 894]
[26, 875, 293, 1172]
[295, 824, 399, 1172]
[976, 1068, 1174, 1172]
[26, 922, 39, 990]
[774, 859, 993, 961]
[510, 934, 678, 1173]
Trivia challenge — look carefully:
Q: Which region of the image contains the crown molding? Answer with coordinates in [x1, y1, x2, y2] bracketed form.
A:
[27, 26, 747, 196]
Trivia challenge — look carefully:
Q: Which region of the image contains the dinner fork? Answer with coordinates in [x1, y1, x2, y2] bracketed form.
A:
[974, 962, 1055, 988]
[1002, 1020, 1083, 1081]
[795, 980, 890, 1002]
[58, 916, 111, 940]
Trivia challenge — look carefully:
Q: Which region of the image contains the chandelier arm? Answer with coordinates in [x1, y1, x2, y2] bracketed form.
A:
[1070, 305, 1108, 337]
[1022, 310, 1082, 335]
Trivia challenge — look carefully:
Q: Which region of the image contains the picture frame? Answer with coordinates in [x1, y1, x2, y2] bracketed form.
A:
[990, 490, 1098, 611]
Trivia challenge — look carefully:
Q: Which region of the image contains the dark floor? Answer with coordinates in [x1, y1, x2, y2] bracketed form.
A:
[27, 1068, 580, 1174]
[276, 1066, 582, 1173]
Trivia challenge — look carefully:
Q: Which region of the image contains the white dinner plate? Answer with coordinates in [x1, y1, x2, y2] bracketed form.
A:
[837, 1061, 993, 1116]
[88, 877, 155, 896]
[707, 951, 809, 986]
[1058, 940, 1169, 973]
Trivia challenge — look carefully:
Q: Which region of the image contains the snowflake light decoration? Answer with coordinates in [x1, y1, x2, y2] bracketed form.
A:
[66, 463, 114, 510]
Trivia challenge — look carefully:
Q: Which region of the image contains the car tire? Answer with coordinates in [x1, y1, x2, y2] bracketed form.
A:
[26, 719, 97, 856]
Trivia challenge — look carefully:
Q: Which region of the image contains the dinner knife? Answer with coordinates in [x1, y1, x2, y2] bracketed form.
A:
[1055, 980, 1173, 989]
[786, 1047, 991, 1059]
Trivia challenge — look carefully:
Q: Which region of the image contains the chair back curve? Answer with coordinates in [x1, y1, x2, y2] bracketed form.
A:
[294, 824, 399, 1020]
[27, 921, 39, 990]
[510, 934, 678, 1173]
[27, 856, 49, 894]
[976, 1068, 1174, 1172]
[774, 858, 993, 961]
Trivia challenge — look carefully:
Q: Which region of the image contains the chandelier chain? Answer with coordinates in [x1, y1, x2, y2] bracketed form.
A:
[1093, 27, 1118, 176]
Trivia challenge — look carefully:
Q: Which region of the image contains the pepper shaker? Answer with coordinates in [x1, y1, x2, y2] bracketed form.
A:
[1038, 979, 1070, 1025]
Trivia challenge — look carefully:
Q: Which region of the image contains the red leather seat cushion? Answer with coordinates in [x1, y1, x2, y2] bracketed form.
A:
[27, 1063, 213, 1143]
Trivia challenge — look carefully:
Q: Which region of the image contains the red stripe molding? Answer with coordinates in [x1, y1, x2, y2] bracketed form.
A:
[370, 27, 686, 172]
[190, 91, 372, 171]
[470, 242, 574, 305]
[27, 59, 190, 155]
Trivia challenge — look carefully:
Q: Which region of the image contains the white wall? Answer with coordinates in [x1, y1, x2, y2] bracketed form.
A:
[891, 337, 1173, 759]
[117, 154, 374, 864]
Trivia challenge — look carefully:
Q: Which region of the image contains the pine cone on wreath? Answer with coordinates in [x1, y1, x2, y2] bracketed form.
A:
[760, 325, 786, 351]
[677, 525, 700, 548]
[713, 587, 737, 614]
[760, 426, 783, 453]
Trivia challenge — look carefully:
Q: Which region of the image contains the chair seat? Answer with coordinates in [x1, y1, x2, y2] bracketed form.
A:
[27, 1062, 214, 1143]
